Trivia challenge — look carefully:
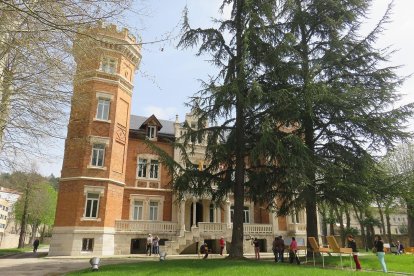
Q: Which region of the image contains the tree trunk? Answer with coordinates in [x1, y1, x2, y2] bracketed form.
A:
[353, 206, 367, 251]
[407, 202, 414, 246]
[18, 181, 30, 248]
[345, 206, 351, 229]
[376, 198, 386, 235]
[334, 206, 345, 246]
[229, 0, 247, 259]
[0, 65, 13, 146]
[385, 208, 392, 243]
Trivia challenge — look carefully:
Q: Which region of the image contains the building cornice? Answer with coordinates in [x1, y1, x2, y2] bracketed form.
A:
[60, 176, 125, 186]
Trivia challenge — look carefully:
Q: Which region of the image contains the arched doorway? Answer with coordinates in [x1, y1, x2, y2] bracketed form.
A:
[190, 202, 203, 226]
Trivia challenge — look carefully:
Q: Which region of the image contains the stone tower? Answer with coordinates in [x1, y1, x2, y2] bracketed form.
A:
[49, 23, 141, 256]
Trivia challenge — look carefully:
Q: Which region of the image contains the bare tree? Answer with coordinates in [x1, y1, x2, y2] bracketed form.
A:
[0, 0, 141, 169]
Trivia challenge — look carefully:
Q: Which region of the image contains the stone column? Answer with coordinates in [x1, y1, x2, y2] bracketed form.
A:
[213, 203, 217, 223]
[192, 199, 197, 227]
[225, 200, 231, 228]
[217, 207, 221, 223]
[180, 200, 186, 235]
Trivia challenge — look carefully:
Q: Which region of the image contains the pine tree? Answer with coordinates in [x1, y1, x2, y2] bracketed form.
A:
[258, 0, 413, 244]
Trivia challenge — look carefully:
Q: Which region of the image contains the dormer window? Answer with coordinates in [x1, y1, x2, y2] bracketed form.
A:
[147, 126, 156, 139]
[100, 56, 117, 74]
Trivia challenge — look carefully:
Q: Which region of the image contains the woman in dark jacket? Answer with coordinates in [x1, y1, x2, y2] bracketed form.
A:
[374, 235, 387, 273]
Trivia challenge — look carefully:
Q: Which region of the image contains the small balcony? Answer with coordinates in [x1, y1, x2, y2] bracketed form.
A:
[115, 220, 178, 234]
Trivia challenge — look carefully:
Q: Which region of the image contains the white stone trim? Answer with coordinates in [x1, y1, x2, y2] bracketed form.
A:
[89, 136, 110, 146]
[96, 91, 114, 100]
[60, 176, 125, 186]
[129, 194, 164, 221]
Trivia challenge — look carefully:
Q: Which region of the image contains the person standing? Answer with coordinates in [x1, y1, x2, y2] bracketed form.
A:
[277, 236, 285, 263]
[152, 236, 159, 255]
[219, 236, 225, 256]
[33, 239, 40, 253]
[252, 237, 260, 260]
[272, 237, 279, 262]
[347, 235, 361, 270]
[146, 234, 153, 256]
[289, 237, 300, 264]
[374, 235, 387, 273]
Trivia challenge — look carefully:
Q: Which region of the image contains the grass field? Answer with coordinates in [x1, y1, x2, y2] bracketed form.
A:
[315, 253, 414, 273]
[67, 253, 414, 275]
[0, 247, 30, 256]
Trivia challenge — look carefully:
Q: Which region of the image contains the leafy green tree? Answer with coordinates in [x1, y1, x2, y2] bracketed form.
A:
[382, 143, 414, 246]
[255, 0, 414, 245]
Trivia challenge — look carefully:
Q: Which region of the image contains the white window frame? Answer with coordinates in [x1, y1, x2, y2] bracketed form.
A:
[82, 238, 94, 252]
[82, 186, 104, 221]
[149, 160, 159, 179]
[96, 98, 110, 121]
[137, 158, 147, 178]
[100, 56, 117, 74]
[132, 200, 144, 220]
[91, 144, 105, 167]
[129, 195, 164, 221]
[84, 192, 100, 218]
[147, 126, 157, 139]
[230, 205, 250, 223]
[149, 201, 159, 221]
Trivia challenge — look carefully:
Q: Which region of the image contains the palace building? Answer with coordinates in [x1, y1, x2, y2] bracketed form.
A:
[49, 24, 307, 256]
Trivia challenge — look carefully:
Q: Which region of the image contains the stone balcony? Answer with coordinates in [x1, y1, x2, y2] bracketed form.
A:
[287, 223, 306, 235]
[115, 220, 273, 237]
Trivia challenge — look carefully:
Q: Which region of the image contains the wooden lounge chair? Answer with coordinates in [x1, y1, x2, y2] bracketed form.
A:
[307, 237, 331, 268]
[326, 236, 353, 269]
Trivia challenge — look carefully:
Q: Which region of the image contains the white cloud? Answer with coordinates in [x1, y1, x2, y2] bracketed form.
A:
[143, 105, 178, 120]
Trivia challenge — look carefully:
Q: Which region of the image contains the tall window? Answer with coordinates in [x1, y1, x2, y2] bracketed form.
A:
[149, 201, 158, 221]
[85, 193, 100, 218]
[149, 160, 159, 179]
[96, 98, 110, 120]
[82, 238, 94, 251]
[133, 200, 143, 220]
[230, 206, 250, 223]
[91, 144, 105, 167]
[138, 158, 147, 177]
[101, 57, 117, 74]
[209, 204, 214, 222]
[147, 126, 156, 139]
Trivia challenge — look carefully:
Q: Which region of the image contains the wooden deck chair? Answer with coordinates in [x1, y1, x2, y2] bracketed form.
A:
[307, 237, 331, 268]
[326, 236, 353, 269]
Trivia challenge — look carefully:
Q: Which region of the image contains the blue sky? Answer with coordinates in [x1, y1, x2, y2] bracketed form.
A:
[38, 0, 414, 177]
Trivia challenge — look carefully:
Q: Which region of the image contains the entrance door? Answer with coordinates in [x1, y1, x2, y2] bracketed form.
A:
[130, 239, 146, 254]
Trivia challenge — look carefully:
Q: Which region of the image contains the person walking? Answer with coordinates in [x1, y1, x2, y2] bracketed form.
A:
[289, 237, 300, 264]
[347, 235, 361, 270]
[33, 239, 40, 253]
[219, 236, 225, 256]
[374, 235, 387, 273]
[146, 234, 153, 256]
[252, 237, 260, 260]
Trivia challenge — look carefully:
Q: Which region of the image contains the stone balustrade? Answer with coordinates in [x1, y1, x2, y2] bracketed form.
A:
[198, 222, 227, 233]
[115, 220, 178, 234]
[243, 223, 273, 235]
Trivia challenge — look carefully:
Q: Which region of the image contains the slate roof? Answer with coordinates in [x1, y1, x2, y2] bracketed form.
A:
[130, 115, 175, 135]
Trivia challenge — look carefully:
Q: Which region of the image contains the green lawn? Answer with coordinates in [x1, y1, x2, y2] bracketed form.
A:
[315, 253, 414, 274]
[0, 247, 30, 256]
[68, 259, 379, 276]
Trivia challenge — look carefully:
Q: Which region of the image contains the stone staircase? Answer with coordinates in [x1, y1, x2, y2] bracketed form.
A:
[160, 231, 197, 255]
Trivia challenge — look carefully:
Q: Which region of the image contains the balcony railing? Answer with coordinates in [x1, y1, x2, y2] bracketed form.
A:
[198, 222, 227, 233]
[243, 224, 273, 235]
[115, 220, 178, 234]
